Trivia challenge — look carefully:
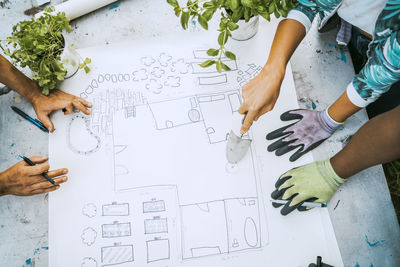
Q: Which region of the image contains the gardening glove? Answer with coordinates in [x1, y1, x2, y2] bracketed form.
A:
[266, 109, 343, 162]
[271, 159, 345, 216]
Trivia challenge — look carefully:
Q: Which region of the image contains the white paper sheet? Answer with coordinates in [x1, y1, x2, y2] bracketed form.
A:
[35, 0, 118, 20]
[49, 20, 343, 267]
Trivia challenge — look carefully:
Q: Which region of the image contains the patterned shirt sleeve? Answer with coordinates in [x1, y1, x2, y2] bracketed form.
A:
[286, 0, 340, 32]
[347, 3, 400, 107]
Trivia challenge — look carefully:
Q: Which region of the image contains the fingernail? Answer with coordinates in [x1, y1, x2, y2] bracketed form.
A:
[63, 169, 68, 174]
[62, 176, 68, 181]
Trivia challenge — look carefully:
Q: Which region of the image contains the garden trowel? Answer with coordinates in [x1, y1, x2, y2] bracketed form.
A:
[226, 112, 252, 164]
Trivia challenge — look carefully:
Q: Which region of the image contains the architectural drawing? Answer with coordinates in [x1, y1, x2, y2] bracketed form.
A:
[144, 218, 168, 234]
[236, 63, 263, 87]
[67, 114, 101, 155]
[81, 257, 98, 267]
[143, 200, 166, 213]
[49, 32, 343, 267]
[102, 222, 131, 238]
[146, 239, 170, 263]
[82, 203, 97, 218]
[102, 203, 130, 216]
[101, 244, 134, 266]
[81, 227, 97, 246]
[180, 198, 261, 259]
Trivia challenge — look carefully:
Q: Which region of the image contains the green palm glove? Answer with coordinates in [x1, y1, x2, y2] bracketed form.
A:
[271, 159, 345, 215]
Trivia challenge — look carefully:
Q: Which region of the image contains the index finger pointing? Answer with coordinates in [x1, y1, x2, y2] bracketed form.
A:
[240, 110, 258, 134]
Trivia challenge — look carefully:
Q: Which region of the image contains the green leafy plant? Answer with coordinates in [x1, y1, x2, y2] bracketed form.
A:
[167, 0, 297, 72]
[0, 7, 91, 95]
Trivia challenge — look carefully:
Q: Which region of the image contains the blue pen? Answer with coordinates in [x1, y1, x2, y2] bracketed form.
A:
[11, 106, 49, 133]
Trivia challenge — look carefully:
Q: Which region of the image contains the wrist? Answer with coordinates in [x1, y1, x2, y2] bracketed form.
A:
[0, 171, 9, 197]
[263, 62, 286, 78]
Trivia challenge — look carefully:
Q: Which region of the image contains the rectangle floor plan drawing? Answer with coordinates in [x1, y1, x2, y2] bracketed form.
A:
[49, 20, 343, 267]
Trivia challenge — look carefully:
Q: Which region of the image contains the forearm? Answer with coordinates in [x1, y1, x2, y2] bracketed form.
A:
[0, 54, 41, 103]
[331, 105, 400, 178]
[264, 19, 306, 72]
[327, 91, 361, 122]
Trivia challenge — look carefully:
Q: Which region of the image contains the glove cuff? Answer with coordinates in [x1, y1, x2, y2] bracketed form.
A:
[318, 109, 343, 134]
[317, 159, 346, 191]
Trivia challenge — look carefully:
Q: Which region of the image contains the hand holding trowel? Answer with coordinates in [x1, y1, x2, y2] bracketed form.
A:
[226, 112, 253, 164]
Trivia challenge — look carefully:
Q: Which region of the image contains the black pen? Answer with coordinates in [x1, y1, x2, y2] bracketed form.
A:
[11, 106, 49, 133]
[20, 156, 58, 186]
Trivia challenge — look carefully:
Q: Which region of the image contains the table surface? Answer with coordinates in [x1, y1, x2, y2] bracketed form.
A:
[0, 1, 399, 267]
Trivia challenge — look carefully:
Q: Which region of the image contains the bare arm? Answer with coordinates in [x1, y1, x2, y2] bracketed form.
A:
[0, 54, 92, 132]
[331, 105, 400, 178]
[0, 54, 39, 103]
[239, 19, 306, 134]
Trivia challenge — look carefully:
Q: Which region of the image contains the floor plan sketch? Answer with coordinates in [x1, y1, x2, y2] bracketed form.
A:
[101, 244, 134, 266]
[49, 30, 343, 267]
[146, 239, 171, 263]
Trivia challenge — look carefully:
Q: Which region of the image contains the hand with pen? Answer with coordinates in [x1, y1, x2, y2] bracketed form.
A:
[0, 156, 68, 196]
[0, 54, 92, 133]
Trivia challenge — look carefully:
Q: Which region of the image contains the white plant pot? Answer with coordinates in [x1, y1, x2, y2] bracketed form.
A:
[231, 15, 260, 41]
[60, 45, 80, 79]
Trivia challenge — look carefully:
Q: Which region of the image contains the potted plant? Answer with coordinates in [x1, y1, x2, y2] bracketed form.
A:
[167, 0, 297, 72]
[0, 7, 91, 95]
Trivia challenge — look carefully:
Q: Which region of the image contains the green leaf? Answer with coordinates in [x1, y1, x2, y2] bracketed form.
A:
[197, 15, 208, 30]
[259, 11, 270, 21]
[180, 11, 190, 29]
[166, 0, 179, 8]
[241, 0, 252, 8]
[199, 59, 216, 68]
[84, 66, 91, 73]
[218, 31, 228, 46]
[232, 6, 244, 22]
[203, 1, 215, 9]
[227, 21, 239, 31]
[216, 61, 222, 72]
[224, 51, 236, 60]
[202, 9, 215, 21]
[221, 63, 231, 71]
[268, 2, 276, 14]
[244, 7, 251, 22]
[230, 0, 240, 10]
[174, 7, 181, 17]
[206, 48, 219, 57]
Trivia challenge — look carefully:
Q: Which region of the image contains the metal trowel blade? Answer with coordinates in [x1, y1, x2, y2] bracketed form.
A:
[226, 130, 252, 164]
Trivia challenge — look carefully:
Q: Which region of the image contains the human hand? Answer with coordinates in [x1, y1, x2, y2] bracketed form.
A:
[31, 87, 92, 132]
[238, 66, 284, 134]
[0, 156, 68, 196]
[271, 159, 345, 215]
[267, 109, 342, 162]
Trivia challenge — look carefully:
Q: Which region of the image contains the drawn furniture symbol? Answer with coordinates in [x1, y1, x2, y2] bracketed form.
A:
[81, 227, 97, 246]
[102, 203, 130, 216]
[67, 114, 101, 156]
[81, 257, 97, 267]
[82, 203, 97, 218]
[143, 200, 166, 213]
[101, 244, 134, 266]
[144, 218, 168, 234]
[146, 239, 170, 263]
[244, 217, 258, 248]
[102, 222, 132, 238]
[188, 109, 201, 122]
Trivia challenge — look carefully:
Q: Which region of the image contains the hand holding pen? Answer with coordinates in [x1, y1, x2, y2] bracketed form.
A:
[0, 156, 68, 196]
